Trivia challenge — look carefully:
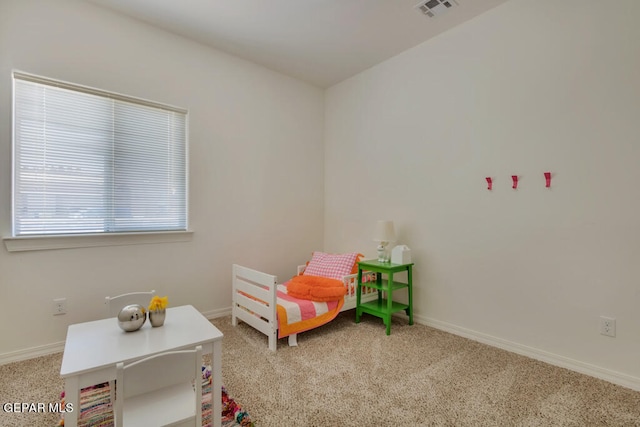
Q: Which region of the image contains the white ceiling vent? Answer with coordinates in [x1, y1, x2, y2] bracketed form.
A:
[415, 0, 458, 18]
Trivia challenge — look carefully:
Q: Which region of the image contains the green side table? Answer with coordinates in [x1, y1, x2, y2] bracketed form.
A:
[355, 259, 414, 335]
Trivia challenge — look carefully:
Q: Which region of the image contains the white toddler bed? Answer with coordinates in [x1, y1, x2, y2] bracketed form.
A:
[232, 263, 377, 351]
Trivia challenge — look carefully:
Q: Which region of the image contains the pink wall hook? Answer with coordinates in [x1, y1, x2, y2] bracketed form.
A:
[485, 177, 492, 190]
[544, 172, 552, 188]
[511, 175, 518, 189]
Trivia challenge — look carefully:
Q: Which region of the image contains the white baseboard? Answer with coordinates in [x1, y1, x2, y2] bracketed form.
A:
[413, 314, 640, 392]
[202, 307, 231, 320]
[0, 341, 64, 366]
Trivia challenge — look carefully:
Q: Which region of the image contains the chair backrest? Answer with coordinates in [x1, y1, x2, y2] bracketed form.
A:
[114, 345, 202, 427]
[105, 290, 156, 317]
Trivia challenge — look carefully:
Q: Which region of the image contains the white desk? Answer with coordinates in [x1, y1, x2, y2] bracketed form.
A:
[60, 305, 223, 427]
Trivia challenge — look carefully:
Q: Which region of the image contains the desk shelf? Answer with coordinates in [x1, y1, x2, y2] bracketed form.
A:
[358, 299, 409, 316]
[360, 279, 409, 292]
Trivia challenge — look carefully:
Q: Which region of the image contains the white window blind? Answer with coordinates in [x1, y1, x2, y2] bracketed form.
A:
[12, 73, 187, 236]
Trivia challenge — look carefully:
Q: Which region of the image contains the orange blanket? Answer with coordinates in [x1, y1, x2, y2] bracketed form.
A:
[285, 275, 347, 302]
[276, 284, 344, 339]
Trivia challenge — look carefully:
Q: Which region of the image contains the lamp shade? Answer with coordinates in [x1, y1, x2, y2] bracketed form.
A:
[373, 220, 395, 242]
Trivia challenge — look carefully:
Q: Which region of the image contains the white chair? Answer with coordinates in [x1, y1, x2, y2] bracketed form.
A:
[105, 290, 156, 318]
[114, 345, 203, 427]
[105, 290, 156, 405]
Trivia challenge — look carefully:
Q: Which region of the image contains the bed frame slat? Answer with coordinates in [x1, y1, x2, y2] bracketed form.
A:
[233, 291, 271, 319]
[233, 264, 277, 289]
[234, 305, 274, 337]
[234, 278, 272, 305]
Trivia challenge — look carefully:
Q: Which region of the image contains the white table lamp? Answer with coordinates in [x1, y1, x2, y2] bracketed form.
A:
[374, 220, 395, 262]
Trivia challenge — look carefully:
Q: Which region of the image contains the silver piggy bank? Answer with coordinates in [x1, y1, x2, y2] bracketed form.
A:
[117, 304, 147, 332]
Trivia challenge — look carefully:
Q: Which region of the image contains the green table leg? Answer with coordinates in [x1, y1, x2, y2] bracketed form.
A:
[355, 267, 363, 323]
[386, 272, 393, 335]
[407, 266, 413, 325]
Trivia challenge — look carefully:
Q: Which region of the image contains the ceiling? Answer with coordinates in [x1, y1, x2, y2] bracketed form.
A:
[86, 0, 508, 88]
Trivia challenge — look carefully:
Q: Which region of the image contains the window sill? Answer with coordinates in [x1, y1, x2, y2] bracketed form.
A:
[3, 230, 194, 252]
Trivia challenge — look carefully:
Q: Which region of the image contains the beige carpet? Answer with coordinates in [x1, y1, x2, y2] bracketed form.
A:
[215, 312, 640, 427]
[2, 312, 639, 426]
[0, 352, 63, 427]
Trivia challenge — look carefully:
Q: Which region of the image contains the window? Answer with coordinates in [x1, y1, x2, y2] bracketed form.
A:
[12, 72, 187, 237]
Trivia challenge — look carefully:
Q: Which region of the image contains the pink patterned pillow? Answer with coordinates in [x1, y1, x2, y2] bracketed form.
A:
[303, 252, 360, 280]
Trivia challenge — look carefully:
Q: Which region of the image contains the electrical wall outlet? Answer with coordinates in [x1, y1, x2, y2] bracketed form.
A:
[600, 316, 616, 337]
[53, 298, 67, 316]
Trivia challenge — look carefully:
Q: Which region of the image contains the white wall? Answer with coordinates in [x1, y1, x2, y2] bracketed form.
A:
[325, 0, 640, 387]
[0, 0, 324, 357]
